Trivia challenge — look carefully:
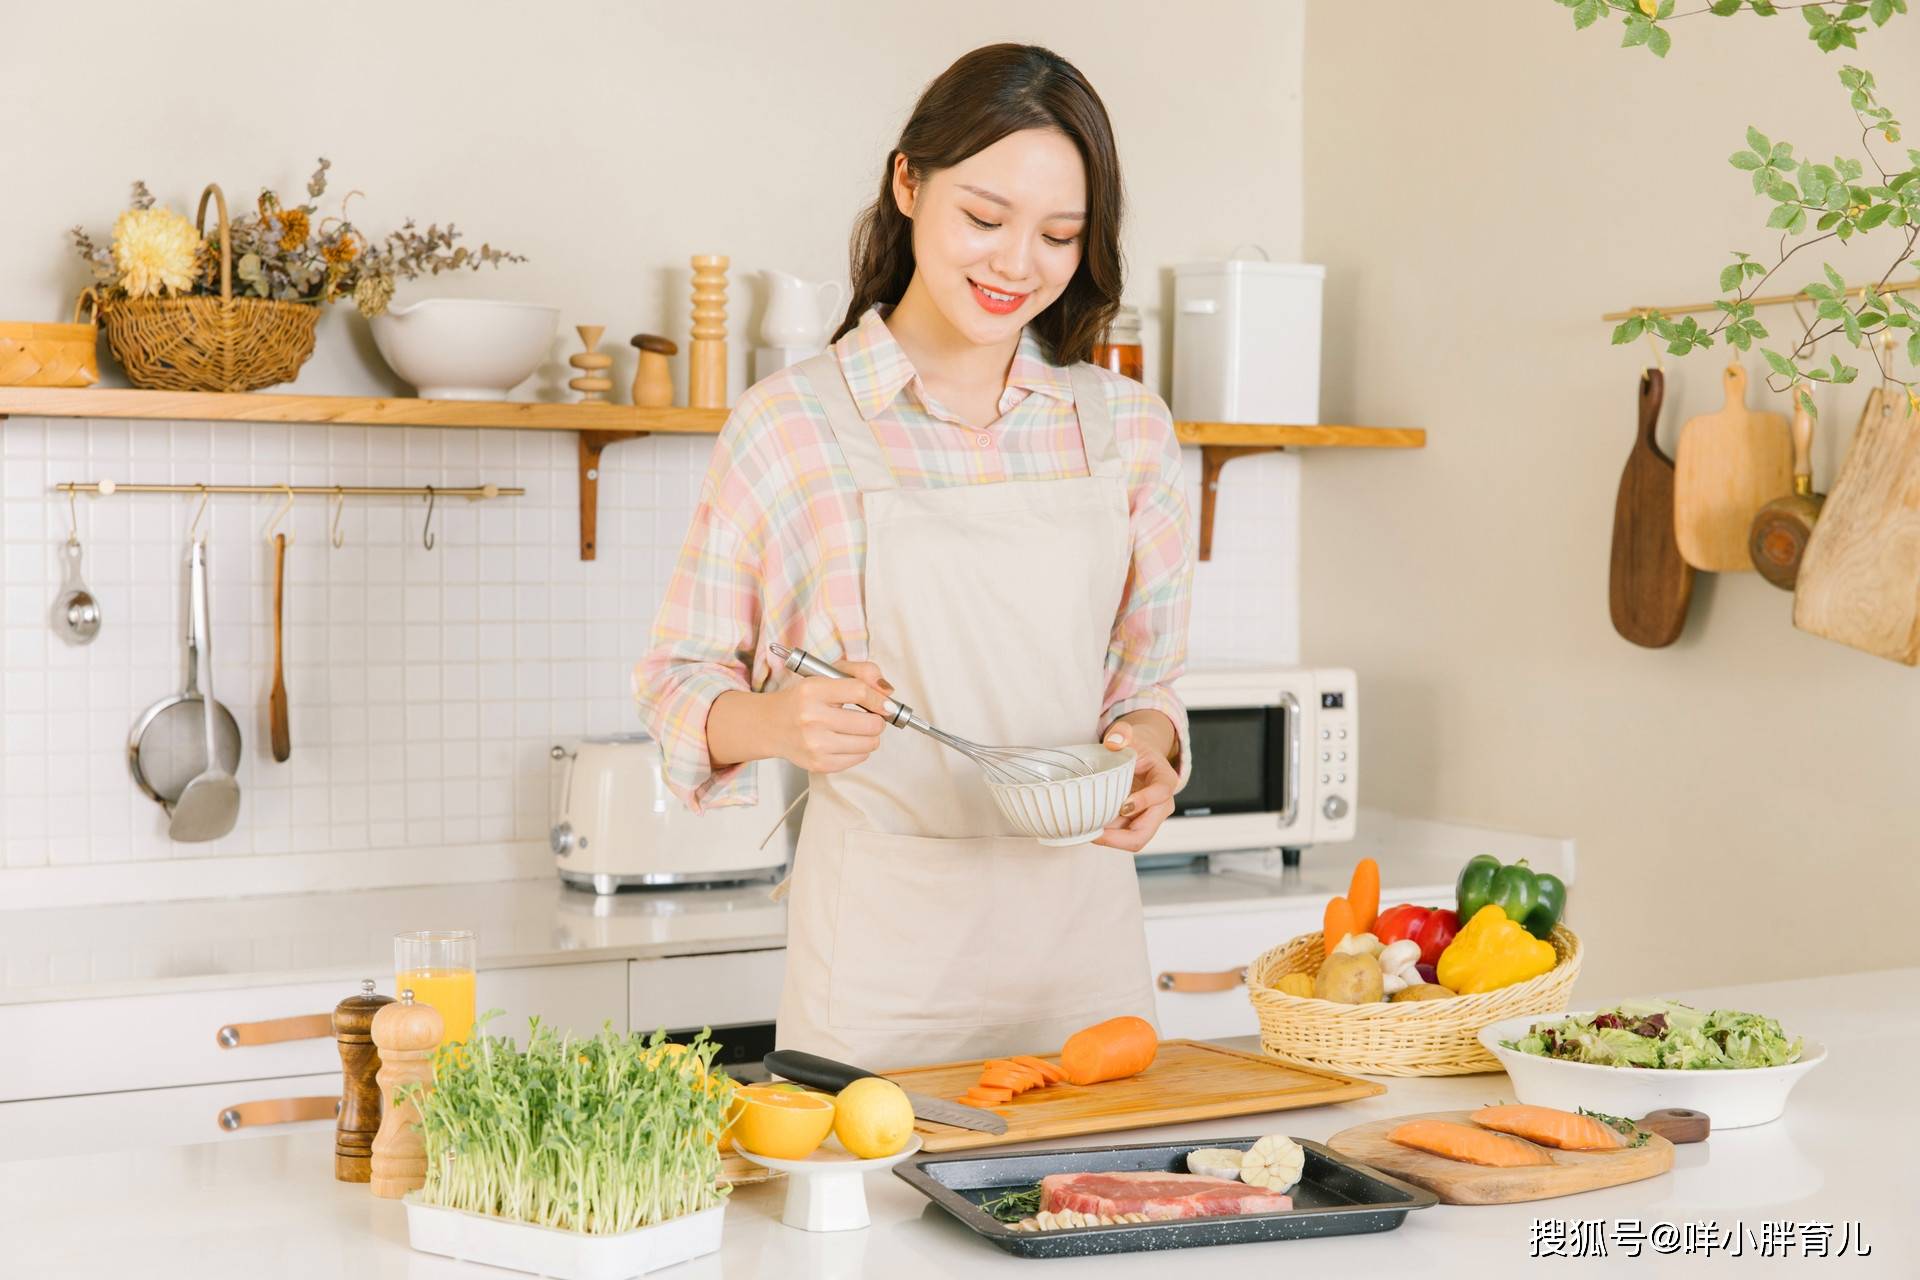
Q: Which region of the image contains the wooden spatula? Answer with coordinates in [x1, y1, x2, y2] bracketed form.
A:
[1610, 369, 1694, 646]
[1674, 362, 1793, 571]
[269, 532, 290, 762]
[1794, 387, 1920, 663]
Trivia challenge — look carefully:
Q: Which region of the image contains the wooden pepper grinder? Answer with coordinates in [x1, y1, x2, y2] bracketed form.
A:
[333, 978, 394, 1183]
[369, 988, 443, 1199]
[568, 325, 614, 402]
[689, 254, 729, 408]
[629, 333, 678, 407]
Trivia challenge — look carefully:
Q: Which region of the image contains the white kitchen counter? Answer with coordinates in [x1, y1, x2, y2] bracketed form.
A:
[3, 968, 1900, 1278]
[1, 819, 1561, 1004]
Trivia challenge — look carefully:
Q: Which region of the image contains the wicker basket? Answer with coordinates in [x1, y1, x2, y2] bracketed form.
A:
[1247, 926, 1581, 1077]
[98, 184, 319, 392]
[0, 290, 100, 387]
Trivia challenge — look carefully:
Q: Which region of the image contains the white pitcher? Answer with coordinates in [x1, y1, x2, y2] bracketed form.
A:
[760, 270, 846, 348]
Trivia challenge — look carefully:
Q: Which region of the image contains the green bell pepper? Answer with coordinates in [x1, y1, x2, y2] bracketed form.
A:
[1455, 856, 1566, 940]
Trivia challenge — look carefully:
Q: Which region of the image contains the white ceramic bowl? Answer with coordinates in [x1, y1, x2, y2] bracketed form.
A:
[1479, 1011, 1826, 1129]
[369, 298, 560, 400]
[985, 744, 1134, 846]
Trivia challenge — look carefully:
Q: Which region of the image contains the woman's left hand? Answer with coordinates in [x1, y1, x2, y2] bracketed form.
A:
[1093, 719, 1177, 853]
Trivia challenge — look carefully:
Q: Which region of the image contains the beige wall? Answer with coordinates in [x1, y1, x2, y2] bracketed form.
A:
[1303, 3, 1920, 991]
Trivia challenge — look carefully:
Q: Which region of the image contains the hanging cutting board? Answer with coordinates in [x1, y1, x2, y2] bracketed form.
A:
[1326, 1110, 1675, 1205]
[1610, 369, 1694, 646]
[1674, 362, 1793, 571]
[883, 1040, 1383, 1153]
[1793, 389, 1920, 663]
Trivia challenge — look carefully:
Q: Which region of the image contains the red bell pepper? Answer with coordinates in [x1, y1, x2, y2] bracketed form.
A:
[1371, 903, 1461, 968]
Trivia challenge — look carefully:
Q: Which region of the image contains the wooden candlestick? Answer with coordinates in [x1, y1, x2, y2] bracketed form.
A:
[568, 325, 614, 402]
[333, 978, 394, 1183]
[629, 333, 677, 408]
[689, 255, 729, 409]
[369, 989, 443, 1199]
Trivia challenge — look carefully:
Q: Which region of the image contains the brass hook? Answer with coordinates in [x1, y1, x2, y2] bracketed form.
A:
[329, 487, 346, 549]
[65, 485, 80, 548]
[265, 483, 295, 546]
[187, 485, 210, 542]
[422, 485, 437, 551]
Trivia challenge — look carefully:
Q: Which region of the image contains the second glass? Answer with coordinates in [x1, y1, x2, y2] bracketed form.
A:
[394, 929, 477, 1050]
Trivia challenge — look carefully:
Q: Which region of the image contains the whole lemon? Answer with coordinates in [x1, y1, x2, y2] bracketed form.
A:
[832, 1077, 915, 1159]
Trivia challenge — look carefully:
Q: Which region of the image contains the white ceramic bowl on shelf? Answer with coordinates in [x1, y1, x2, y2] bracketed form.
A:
[1479, 1012, 1827, 1129]
[985, 744, 1134, 846]
[369, 298, 560, 400]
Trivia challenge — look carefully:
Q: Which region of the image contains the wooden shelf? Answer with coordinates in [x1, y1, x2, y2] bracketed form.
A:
[0, 389, 1425, 561]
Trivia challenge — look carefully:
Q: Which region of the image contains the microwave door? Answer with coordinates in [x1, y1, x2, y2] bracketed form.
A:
[1171, 696, 1296, 825]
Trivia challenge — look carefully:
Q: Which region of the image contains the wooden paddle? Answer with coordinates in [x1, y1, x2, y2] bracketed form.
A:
[1674, 362, 1793, 571]
[270, 532, 290, 761]
[1610, 369, 1694, 646]
[1794, 386, 1920, 663]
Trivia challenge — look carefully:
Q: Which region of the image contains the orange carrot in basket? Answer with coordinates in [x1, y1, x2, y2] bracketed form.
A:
[1347, 857, 1380, 934]
[1323, 895, 1359, 956]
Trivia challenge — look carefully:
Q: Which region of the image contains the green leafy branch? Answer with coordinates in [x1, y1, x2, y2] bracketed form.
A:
[1609, 65, 1920, 412]
[1556, 0, 1907, 58]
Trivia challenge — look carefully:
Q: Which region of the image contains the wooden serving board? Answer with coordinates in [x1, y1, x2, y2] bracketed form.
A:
[1326, 1110, 1673, 1205]
[718, 1151, 779, 1186]
[881, 1039, 1384, 1154]
[1674, 362, 1792, 572]
[1610, 369, 1694, 646]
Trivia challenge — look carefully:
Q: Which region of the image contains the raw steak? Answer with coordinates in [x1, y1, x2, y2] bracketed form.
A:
[1040, 1171, 1292, 1220]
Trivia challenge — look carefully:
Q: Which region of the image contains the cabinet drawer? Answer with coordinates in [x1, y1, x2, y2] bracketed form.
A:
[0, 960, 631, 1103]
[630, 950, 784, 1033]
[0, 1071, 341, 1163]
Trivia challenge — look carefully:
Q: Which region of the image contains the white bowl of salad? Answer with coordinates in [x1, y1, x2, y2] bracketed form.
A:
[1478, 1001, 1825, 1129]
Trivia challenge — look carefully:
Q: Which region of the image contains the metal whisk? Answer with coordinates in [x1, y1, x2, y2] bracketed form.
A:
[768, 644, 1096, 785]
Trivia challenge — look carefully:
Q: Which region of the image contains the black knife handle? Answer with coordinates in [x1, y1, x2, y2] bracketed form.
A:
[763, 1050, 877, 1091]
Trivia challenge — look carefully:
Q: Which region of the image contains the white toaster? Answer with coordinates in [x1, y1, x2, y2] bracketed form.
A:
[549, 733, 801, 894]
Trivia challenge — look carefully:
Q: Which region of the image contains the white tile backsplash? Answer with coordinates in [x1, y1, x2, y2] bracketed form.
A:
[0, 418, 1298, 903]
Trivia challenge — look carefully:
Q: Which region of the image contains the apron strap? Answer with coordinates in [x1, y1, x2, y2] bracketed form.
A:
[1067, 363, 1124, 479]
[798, 351, 897, 493]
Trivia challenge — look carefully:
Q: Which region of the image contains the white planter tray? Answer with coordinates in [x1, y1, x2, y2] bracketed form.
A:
[403, 1197, 724, 1279]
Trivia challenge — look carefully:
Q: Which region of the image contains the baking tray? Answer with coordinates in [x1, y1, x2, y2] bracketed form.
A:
[894, 1135, 1437, 1259]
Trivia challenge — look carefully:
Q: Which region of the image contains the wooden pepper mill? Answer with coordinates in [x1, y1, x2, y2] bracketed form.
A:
[568, 325, 614, 402]
[369, 988, 443, 1199]
[333, 978, 394, 1183]
[629, 333, 678, 407]
[689, 254, 729, 409]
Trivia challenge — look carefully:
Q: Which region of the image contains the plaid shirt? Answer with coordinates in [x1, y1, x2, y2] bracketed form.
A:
[635, 306, 1193, 811]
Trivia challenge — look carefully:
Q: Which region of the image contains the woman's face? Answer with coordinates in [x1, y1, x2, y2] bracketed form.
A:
[893, 127, 1087, 347]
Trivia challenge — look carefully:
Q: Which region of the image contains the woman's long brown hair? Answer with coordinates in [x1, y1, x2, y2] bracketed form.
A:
[834, 43, 1123, 366]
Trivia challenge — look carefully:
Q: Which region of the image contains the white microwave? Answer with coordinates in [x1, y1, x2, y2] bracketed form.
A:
[1139, 667, 1357, 858]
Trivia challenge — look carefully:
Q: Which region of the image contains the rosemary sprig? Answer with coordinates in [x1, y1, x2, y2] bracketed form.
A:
[978, 1182, 1043, 1223]
[1578, 1106, 1653, 1148]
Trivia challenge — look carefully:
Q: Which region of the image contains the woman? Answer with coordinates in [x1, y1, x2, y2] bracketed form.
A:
[637, 43, 1193, 1068]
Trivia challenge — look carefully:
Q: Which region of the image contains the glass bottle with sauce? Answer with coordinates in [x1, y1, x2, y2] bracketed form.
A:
[1092, 304, 1144, 383]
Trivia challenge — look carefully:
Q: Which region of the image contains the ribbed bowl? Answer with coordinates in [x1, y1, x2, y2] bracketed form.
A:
[984, 744, 1134, 846]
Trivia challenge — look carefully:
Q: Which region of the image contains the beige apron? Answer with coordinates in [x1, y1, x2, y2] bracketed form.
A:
[774, 349, 1158, 1070]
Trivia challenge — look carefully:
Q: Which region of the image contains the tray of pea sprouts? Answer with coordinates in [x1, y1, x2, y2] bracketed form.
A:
[399, 1014, 742, 1279]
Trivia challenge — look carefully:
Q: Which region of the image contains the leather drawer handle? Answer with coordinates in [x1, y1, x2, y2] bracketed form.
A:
[215, 1012, 333, 1048]
[1156, 968, 1247, 993]
[216, 1096, 340, 1132]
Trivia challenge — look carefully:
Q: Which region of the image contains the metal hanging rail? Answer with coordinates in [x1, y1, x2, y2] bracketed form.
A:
[53, 481, 521, 499]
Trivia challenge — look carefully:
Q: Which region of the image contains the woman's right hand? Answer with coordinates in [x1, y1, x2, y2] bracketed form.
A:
[765, 661, 893, 773]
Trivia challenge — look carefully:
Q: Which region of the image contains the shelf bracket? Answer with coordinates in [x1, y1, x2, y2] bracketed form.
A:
[1198, 444, 1282, 562]
[578, 430, 647, 560]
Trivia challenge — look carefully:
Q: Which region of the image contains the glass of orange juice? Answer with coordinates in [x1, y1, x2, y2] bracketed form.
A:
[395, 929, 476, 1050]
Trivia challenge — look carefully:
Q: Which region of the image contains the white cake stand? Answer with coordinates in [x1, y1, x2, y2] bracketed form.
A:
[731, 1135, 924, 1231]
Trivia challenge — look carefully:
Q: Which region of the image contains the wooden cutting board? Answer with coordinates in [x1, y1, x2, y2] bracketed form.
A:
[1610, 368, 1694, 646]
[1326, 1110, 1674, 1205]
[1793, 389, 1920, 663]
[1674, 362, 1793, 571]
[882, 1039, 1383, 1153]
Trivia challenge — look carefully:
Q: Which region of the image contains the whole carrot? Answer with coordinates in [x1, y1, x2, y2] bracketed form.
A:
[1323, 895, 1358, 956]
[1348, 858, 1380, 934]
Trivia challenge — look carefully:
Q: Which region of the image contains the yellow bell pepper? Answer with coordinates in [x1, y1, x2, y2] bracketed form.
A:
[1435, 905, 1556, 995]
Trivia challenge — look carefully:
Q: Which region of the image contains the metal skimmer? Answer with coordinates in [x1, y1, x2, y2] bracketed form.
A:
[768, 644, 1094, 785]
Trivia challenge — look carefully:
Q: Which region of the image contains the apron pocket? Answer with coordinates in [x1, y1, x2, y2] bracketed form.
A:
[986, 843, 1155, 1024]
[827, 829, 1005, 1032]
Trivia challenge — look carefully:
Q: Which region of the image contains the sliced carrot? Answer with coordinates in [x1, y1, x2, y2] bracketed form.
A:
[965, 1084, 1015, 1104]
[1013, 1055, 1066, 1084]
[1348, 858, 1380, 934]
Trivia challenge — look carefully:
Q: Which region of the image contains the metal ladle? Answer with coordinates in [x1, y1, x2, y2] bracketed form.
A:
[50, 490, 100, 645]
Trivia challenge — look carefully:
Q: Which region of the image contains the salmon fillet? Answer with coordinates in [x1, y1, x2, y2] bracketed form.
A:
[1471, 1104, 1626, 1151]
[1388, 1119, 1555, 1167]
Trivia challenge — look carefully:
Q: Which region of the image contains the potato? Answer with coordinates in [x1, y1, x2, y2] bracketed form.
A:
[1274, 973, 1315, 999]
[1313, 952, 1383, 1004]
[1390, 983, 1457, 1003]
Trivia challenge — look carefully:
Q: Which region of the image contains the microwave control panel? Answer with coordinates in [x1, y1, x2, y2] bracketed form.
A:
[1308, 671, 1357, 839]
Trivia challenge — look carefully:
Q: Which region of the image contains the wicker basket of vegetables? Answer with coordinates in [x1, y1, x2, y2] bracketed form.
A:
[1247, 856, 1581, 1077]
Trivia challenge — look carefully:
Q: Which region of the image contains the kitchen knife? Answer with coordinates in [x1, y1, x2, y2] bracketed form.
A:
[763, 1050, 1008, 1135]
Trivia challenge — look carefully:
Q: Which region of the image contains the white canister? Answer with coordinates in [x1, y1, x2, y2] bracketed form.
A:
[1172, 260, 1325, 425]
